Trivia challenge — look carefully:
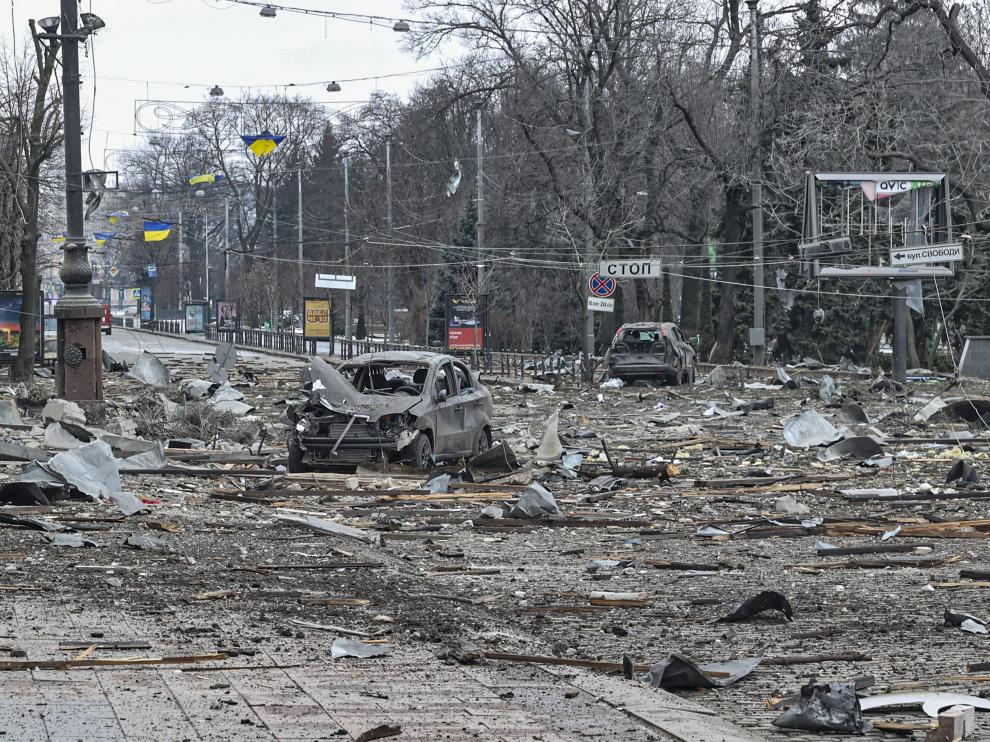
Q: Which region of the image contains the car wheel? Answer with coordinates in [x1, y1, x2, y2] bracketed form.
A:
[472, 427, 492, 457]
[287, 441, 304, 473]
[411, 432, 433, 470]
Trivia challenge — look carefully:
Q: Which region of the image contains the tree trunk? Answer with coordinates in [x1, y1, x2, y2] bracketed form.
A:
[679, 241, 703, 338]
[711, 186, 745, 363]
[13, 234, 37, 381]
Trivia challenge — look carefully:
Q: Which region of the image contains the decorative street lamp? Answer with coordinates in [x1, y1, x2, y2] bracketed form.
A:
[37, 2, 107, 400]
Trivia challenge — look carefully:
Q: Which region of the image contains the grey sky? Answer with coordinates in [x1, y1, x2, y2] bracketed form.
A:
[3, 0, 443, 172]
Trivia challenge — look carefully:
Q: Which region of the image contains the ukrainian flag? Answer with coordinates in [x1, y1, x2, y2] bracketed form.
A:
[107, 211, 127, 225]
[189, 173, 224, 186]
[95, 232, 116, 246]
[241, 131, 285, 157]
[143, 221, 172, 242]
[51, 233, 66, 243]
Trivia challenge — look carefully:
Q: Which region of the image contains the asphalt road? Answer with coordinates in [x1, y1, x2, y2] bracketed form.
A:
[101, 327, 258, 363]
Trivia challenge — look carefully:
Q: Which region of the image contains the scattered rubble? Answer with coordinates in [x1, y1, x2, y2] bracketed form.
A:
[3, 348, 990, 738]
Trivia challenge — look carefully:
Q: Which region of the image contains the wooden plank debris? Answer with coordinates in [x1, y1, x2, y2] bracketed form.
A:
[0, 653, 229, 671]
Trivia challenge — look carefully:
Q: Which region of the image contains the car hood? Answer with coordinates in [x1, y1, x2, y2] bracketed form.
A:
[304, 356, 431, 421]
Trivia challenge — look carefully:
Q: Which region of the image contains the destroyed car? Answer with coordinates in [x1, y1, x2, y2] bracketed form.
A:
[287, 351, 494, 471]
[604, 322, 696, 384]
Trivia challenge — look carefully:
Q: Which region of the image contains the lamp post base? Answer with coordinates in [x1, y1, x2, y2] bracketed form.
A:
[55, 303, 103, 401]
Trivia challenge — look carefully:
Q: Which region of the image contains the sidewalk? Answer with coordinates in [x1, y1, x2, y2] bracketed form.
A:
[1, 596, 766, 741]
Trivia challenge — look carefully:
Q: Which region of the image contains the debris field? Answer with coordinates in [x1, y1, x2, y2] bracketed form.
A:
[4, 343, 990, 740]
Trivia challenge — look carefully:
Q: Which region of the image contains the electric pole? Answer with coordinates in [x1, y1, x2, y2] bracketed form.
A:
[748, 0, 766, 366]
[343, 158, 352, 345]
[386, 137, 394, 343]
[177, 210, 184, 304]
[475, 109, 485, 369]
[204, 212, 209, 305]
[297, 168, 304, 332]
[54, 0, 102, 400]
[224, 199, 230, 301]
[582, 76, 595, 383]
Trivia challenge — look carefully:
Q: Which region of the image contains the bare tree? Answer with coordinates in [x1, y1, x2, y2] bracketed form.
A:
[0, 24, 63, 381]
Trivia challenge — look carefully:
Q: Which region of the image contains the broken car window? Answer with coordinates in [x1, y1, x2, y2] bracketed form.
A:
[452, 362, 472, 392]
[435, 365, 453, 397]
[341, 362, 431, 395]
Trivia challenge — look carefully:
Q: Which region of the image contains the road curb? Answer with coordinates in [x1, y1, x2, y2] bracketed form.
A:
[119, 325, 312, 362]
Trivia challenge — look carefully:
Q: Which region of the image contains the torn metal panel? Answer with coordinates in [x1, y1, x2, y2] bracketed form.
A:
[719, 591, 794, 622]
[644, 652, 762, 689]
[817, 436, 884, 462]
[859, 693, 990, 717]
[0, 442, 48, 463]
[46, 532, 101, 548]
[534, 410, 563, 464]
[783, 411, 841, 448]
[215, 341, 237, 369]
[116, 442, 166, 471]
[772, 682, 871, 733]
[507, 482, 561, 519]
[275, 512, 382, 545]
[129, 352, 170, 387]
[330, 637, 390, 659]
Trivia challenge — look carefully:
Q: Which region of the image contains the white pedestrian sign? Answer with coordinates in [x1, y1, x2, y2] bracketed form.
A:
[599, 259, 662, 278]
[587, 296, 614, 313]
[889, 243, 963, 266]
[315, 273, 356, 290]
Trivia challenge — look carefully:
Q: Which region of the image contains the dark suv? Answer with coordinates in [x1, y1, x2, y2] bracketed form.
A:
[604, 322, 696, 384]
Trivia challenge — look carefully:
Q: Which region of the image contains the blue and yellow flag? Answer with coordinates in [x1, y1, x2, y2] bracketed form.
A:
[107, 211, 126, 225]
[51, 233, 67, 243]
[143, 221, 172, 242]
[189, 173, 224, 186]
[94, 232, 116, 246]
[240, 131, 285, 157]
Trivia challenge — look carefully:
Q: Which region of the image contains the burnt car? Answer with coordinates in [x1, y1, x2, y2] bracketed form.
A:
[604, 322, 696, 385]
[287, 351, 494, 472]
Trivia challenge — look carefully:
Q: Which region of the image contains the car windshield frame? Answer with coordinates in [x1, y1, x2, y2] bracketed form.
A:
[339, 360, 432, 396]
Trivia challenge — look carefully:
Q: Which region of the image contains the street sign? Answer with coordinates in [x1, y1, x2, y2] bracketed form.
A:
[315, 273, 356, 290]
[889, 243, 963, 266]
[818, 266, 953, 279]
[588, 273, 616, 298]
[587, 296, 614, 313]
[599, 259, 662, 278]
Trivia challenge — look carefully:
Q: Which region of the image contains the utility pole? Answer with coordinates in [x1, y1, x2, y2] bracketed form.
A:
[297, 168, 304, 332]
[386, 137, 394, 343]
[178, 210, 184, 304]
[204, 212, 210, 305]
[343, 159, 352, 345]
[582, 76, 595, 383]
[748, 0, 766, 366]
[54, 0, 102, 400]
[224, 199, 230, 301]
[475, 109, 485, 369]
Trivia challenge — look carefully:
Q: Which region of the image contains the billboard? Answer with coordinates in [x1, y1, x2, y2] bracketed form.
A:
[184, 301, 207, 333]
[304, 297, 331, 340]
[140, 285, 153, 322]
[0, 291, 42, 360]
[445, 294, 488, 351]
[217, 301, 238, 329]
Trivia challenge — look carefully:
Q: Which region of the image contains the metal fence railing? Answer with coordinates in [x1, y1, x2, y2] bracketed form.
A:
[206, 327, 318, 356]
[139, 321, 593, 382]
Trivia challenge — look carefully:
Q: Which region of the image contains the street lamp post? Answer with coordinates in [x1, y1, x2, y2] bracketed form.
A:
[51, 0, 104, 400]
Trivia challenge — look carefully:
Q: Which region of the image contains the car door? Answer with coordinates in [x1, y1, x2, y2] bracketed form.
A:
[451, 361, 485, 452]
[431, 362, 461, 455]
